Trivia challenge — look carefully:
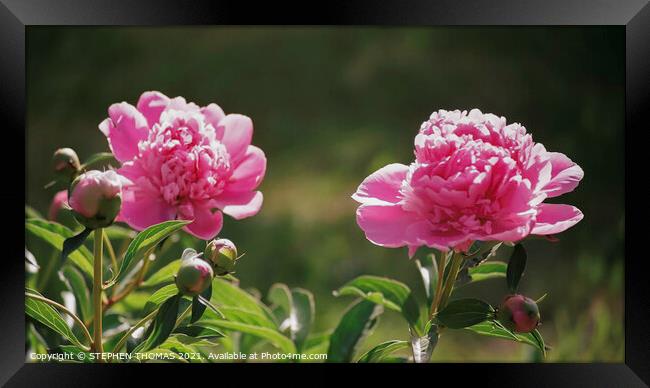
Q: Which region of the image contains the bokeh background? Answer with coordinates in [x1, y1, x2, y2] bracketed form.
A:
[26, 27, 624, 362]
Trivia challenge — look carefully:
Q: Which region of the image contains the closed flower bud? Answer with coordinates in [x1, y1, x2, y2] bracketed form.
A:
[53, 148, 81, 182]
[204, 238, 238, 276]
[497, 294, 541, 333]
[175, 257, 214, 296]
[68, 170, 123, 229]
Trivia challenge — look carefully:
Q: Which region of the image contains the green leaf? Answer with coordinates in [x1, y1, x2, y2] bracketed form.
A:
[59, 266, 91, 321]
[357, 340, 409, 363]
[114, 220, 191, 286]
[467, 261, 507, 283]
[415, 253, 438, 305]
[211, 277, 277, 327]
[80, 152, 116, 170]
[530, 329, 547, 358]
[25, 291, 86, 349]
[436, 298, 495, 329]
[61, 228, 92, 261]
[25, 219, 93, 277]
[267, 283, 293, 325]
[464, 320, 546, 356]
[174, 324, 224, 339]
[191, 285, 212, 323]
[303, 331, 330, 355]
[133, 294, 181, 354]
[211, 306, 274, 328]
[143, 284, 180, 314]
[25, 205, 44, 219]
[141, 260, 181, 288]
[507, 243, 527, 293]
[290, 288, 315, 351]
[327, 299, 383, 363]
[200, 319, 296, 353]
[334, 275, 421, 331]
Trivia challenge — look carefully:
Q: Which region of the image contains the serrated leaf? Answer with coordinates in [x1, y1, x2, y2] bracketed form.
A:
[507, 243, 527, 293]
[25, 291, 86, 349]
[200, 319, 296, 353]
[113, 220, 190, 286]
[133, 294, 181, 354]
[357, 340, 409, 363]
[327, 299, 383, 363]
[290, 288, 315, 351]
[437, 298, 495, 329]
[25, 219, 93, 277]
[334, 275, 421, 331]
[59, 266, 91, 321]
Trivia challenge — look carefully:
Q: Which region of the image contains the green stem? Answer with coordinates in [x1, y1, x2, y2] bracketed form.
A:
[25, 292, 93, 350]
[103, 231, 118, 275]
[438, 252, 464, 310]
[112, 308, 159, 354]
[429, 251, 448, 319]
[92, 228, 104, 359]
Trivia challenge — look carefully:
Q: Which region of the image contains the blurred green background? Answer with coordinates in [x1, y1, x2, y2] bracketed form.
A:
[26, 27, 624, 362]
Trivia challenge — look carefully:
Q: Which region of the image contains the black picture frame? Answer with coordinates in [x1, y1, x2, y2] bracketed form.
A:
[2, 0, 648, 385]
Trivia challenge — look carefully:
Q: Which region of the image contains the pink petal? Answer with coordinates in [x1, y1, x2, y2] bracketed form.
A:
[118, 189, 176, 231]
[226, 145, 266, 192]
[136, 91, 170, 127]
[218, 114, 253, 162]
[543, 152, 584, 198]
[201, 103, 226, 135]
[531, 203, 583, 235]
[98, 102, 149, 162]
[352, 163, 409, 206]
[213, 191, 263, 220]
[356, 204, 432, 248]
[185, 206, 224, 240]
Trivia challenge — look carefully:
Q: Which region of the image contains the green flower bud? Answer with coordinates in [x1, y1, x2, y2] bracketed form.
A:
[52, 148, 81, 182]
[175, 257, 214, 296]
[204, 238, 238, 276]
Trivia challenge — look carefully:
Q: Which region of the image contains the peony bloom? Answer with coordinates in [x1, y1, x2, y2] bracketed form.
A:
[99, 91, 266, 240]
[352, 109, 584, 255]
[48, 190, 69, 221]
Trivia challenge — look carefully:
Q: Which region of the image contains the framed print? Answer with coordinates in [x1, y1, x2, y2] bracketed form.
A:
[2, 0, 648, 385]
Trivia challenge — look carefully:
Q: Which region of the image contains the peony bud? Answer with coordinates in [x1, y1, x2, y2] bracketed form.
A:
[48, 190, 69, 221]
[68, 170, 122, 229]
[52, 148, 81, 182]
[204, 238, 238, 276]
[175, 257, 214, 296]
[497, 294, 541, 333]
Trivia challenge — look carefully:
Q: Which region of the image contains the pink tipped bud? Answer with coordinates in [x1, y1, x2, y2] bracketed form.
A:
[204, 238, 238, 276]
[175, 257, 214, 296]
[497, 294, 541, 333]
[52, 148, 81, 182]
[48, 190, 69, 221]
[68, 170, 123, 229]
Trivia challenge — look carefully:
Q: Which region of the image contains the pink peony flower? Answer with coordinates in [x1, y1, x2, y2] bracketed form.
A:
[99, 91, 266, 240]
[48, 190, 69, 221]
[352, 109, 584, 255]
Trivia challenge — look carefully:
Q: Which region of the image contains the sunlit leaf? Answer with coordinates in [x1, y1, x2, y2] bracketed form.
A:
[290, 288, 315, 351]
[133, 294, 181, 354]
[327, 299, 383, 363]
[436, 298, 495, 329]
[200, 319, 296, 353]
[25, 291, 86, 349]
[143, 284, 180, 314]
[59, 266, 91, 321]
[357, 340, 409, 363]
[465, 320, 546, 356]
